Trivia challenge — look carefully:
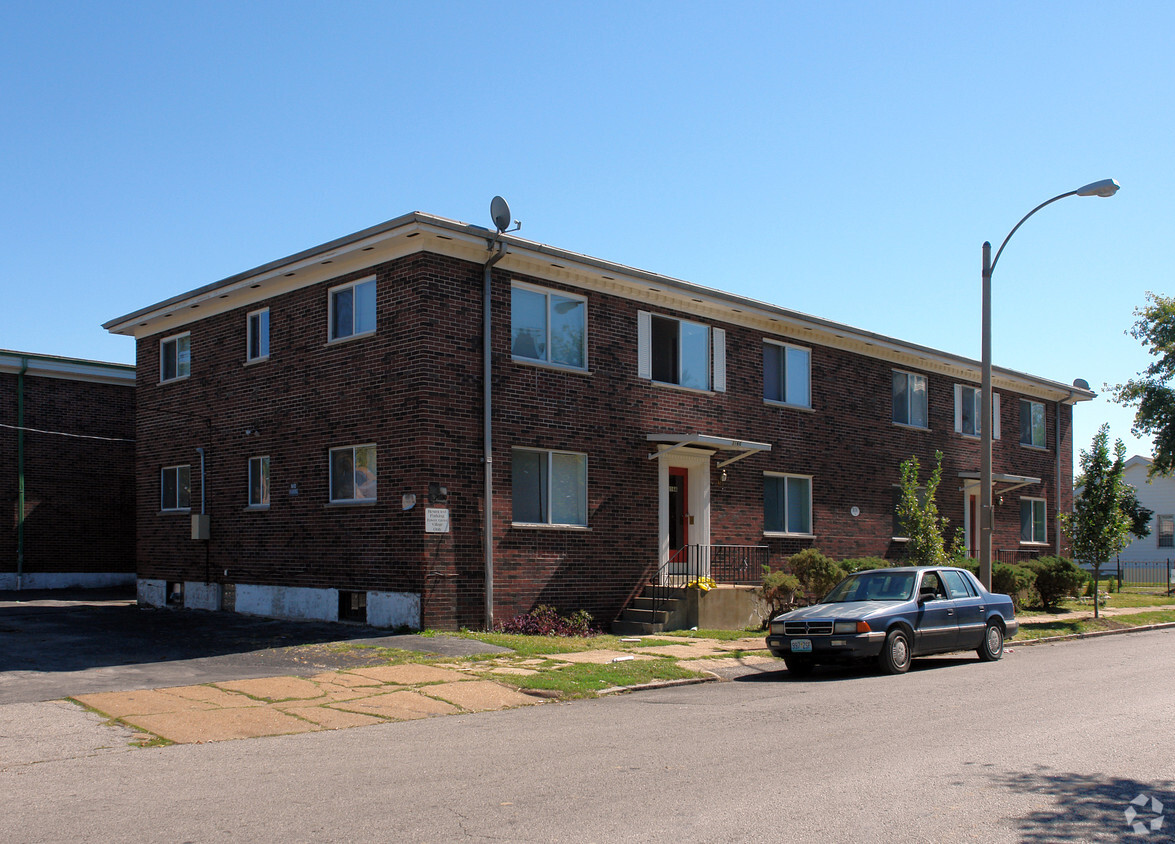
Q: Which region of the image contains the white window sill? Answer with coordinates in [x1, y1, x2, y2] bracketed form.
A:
[158, 509, 191, 515]
[512, 357, 591, 376]
[325, 499, 379, 508]
[763, 399, 814, 412]
[244, 504, 270, 511]
[1019, 541, 1049, 547]
[648, 380, 714, 395]
[511, 522, 590, 531]
[891, 536, 910, 543]
[1020, 443, 1049, 452]
[325, 329, 376, 347]
[763, 531, 815, 540]
[892, 422, 931, 432]
[158, 375, 190, 386]
[244, 356, 270, 367]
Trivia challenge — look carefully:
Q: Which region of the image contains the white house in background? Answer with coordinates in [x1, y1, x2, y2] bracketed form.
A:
[1119, 455, 1175, 563]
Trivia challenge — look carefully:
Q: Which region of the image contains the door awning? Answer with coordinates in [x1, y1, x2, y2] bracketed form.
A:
[957, 471, 1041, 495]
[646, 433, 772, 468]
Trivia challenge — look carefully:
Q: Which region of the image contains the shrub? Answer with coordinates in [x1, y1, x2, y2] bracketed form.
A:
[841, 557, 890, 573]
[496, 605, 598, 637]
[787, 549, 845, 602]
[755, 566, 802, 626]
[1024, 557, 1087, 609]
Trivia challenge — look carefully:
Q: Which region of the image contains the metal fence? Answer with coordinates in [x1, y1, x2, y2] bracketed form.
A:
[662, 544, 768, 586]
[1078, 559, 1175, 592]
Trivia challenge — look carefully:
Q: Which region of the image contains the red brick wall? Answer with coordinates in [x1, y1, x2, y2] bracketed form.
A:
[133, 250, 1076, 628]
[0, 372, 135, 578]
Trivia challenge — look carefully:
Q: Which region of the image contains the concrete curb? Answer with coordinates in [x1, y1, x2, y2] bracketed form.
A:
[597, 675, 719, 696]
[1013, 621, 1175, 648]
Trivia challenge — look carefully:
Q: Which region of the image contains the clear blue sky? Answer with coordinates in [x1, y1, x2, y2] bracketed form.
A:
[3, 1, 1171, 461]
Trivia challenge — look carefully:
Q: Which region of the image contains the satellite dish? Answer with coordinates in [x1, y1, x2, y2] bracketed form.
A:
[490, 196, 512, 233]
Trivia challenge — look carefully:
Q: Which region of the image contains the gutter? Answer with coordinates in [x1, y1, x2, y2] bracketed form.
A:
[483, 239, 508, 631]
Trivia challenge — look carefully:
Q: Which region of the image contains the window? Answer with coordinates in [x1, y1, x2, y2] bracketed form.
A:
[1020, 498, 1047, 544]
[247, 309, 270, 362]
[892, 370, 927, 428]
[763, 341, 811, 407]
[1020, 400, 1046, 448]
[160, 333, 191, 382]
[511, 284, 587, 369]
[248, 456, 270, 508]
[764, 473, 812, 535]
[511, 448, 588, 526]
[954, 385, 1000, 438]
[1158, 515, 1174, 548]
[161, 465, 191, 511]
[329, 445, 377, 503]
[637, 311, 725, 392]
[328, 277, 376, 341]
[941, 569, 975, 599]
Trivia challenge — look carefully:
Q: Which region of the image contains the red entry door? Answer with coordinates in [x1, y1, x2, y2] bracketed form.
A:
[669, 468, 689, 565]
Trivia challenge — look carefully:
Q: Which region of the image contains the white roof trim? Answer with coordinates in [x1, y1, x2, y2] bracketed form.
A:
[647, 433, 772, 468]
[958, 471, 1042, 495]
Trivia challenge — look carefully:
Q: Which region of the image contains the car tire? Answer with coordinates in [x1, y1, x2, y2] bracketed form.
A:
[977, 621, 1004, 662]
[783, 656, 815, 677]
[878, 628, 912, 675]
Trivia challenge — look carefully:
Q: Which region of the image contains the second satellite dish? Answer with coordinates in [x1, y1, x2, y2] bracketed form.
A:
[490, 196, 512, 233]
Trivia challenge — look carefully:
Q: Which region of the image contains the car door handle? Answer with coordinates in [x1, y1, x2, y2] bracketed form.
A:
[946, 609, 954, 616]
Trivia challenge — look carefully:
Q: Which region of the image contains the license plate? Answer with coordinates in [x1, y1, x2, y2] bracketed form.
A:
[790, 639, 812, 653]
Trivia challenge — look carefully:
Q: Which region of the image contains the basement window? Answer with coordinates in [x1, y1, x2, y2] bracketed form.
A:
[339, 591, 367, 623]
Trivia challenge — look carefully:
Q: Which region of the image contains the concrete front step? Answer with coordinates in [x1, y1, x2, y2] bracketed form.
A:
[611, 619, 663, 635]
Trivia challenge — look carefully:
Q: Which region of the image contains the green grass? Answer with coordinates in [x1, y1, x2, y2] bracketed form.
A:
[1016, 609, 1175, 640]
[658, 628, 764, 641]
[501, 658, 705, 698]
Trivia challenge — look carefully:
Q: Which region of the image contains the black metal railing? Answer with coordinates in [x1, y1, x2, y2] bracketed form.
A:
[1078, 558, 1175, 593]
[650, 545, 768, 626]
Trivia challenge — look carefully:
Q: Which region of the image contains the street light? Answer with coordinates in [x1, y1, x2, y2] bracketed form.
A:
[979, 179, 1119, 590]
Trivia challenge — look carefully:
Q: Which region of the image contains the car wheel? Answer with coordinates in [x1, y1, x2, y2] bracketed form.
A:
[783, 656, 815, 677]
[978, 621, 1004, 662]
[878, 628, 912, 675]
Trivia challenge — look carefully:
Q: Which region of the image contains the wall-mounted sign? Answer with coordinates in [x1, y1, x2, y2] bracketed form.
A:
[289, 483, 299, 496]
[425, 508, 450, 534]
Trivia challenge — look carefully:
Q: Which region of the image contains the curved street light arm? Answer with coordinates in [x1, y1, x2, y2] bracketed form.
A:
[989, 190, 1078, 277]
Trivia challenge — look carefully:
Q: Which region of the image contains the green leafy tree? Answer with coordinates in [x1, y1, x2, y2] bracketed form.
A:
[1120, 487, 1153, 540]
[1062, 425, 1132, 618]
[896, 451, 963, 567]
[1113, 293, 1175, 476]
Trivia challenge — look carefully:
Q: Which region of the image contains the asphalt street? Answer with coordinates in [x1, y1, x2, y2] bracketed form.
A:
[3, 621, 1173, 842]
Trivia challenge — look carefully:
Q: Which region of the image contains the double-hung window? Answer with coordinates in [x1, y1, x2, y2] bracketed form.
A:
[329, 445, 377, 503]
[1020, 497, 1047, 544]
[1158, 515, 1174, 548]
[248, 456, 270, 508]
[637, 311, 725, 391]
[247, 309, 270, 362]
[954, 385, 1000, 438]
[1020, 400, 1046, 448]
[329, 277, 376, 342]
[160, 333, 191, 382]
[511, 284, 587, 369]
[763, 341, 811, 407]
[161, 465, 191, 511]
[764, 473, 812, 535]
[511, 448, 588, 526]
[892, 370, 927, 428]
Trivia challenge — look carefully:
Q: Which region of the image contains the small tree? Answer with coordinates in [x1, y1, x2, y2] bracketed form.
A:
[1062, 424, 1132, 618]
[896, 451, 963, 567]
[787, 549, 844, 602]
[755, 566, 802, 626]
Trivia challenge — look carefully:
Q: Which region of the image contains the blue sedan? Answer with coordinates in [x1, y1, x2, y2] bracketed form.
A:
[765, 566, 1018, 675]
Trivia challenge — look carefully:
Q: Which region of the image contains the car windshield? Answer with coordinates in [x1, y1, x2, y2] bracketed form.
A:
[822, 571, 916, 603]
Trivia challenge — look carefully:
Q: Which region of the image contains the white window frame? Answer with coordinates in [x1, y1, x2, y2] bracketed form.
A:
[1020, 399, 1047, 448]
[327, 276, 377, 343]
[954, 384, 1000, 439]
[248, 455, 270, 509]
[511, 447, 589, 527]
[892, 369, 928, 429]
[329, 444, 377, 504]
[1158, 515, 1174, 548]
[247, 308, 270, 363]
[1020, 497, 1048, 545]
[160, 333, 191, 383]
[161, 464, 191, 512]
[637, 311, 725, 392]
[510, 282, 588, 370]
[763, 339, 811, 408]
[763, 472, 814, 537]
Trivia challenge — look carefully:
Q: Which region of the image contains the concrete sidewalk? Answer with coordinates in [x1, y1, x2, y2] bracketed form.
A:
[67, 636, 774, 745]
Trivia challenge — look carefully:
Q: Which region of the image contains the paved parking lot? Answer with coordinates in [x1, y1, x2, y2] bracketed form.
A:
[0, 589, 508, 705]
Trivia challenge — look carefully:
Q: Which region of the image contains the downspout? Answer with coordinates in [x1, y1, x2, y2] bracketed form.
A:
[1056, 399, 1063, 558]
[16, 356, 27, 591]
[195, 447, 206, 515]
[483, 240, 507, 630]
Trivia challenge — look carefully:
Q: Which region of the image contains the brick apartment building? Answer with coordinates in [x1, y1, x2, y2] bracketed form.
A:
[103, 211, 1090, 629]
[1, 350, 136, 589]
